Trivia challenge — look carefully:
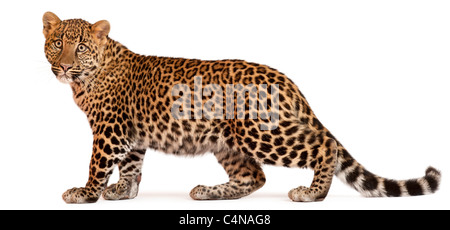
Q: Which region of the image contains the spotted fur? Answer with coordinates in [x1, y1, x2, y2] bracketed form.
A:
[42, 12, 441, 203]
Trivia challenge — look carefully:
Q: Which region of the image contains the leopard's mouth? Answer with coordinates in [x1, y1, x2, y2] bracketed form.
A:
[54, 72, 73, 83]
[51, 66, 81, 84]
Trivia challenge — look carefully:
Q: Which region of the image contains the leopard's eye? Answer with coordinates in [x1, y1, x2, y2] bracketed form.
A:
[77, 44, 88, 53]
[54, 40, 63, 48]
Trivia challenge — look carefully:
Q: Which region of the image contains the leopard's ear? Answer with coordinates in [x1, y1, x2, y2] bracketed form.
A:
[92, 20, 110, 46]
[43, 12, 61, 39]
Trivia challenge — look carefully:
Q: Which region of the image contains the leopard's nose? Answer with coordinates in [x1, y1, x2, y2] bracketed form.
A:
[60, 63, 73, 72]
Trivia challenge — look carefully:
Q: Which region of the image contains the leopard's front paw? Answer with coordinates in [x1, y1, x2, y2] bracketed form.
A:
[62, 187, 99, 204]
[190, 185, 211, 200]
[102, 179, 139, 200]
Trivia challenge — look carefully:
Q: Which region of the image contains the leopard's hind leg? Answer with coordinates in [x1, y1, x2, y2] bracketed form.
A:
[288, 135, 338, 202]
[190, 150, 266, 200]
[241, 116, 338, 202]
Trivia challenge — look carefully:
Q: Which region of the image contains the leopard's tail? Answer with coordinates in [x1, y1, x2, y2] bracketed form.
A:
[334, 144, 441, 197]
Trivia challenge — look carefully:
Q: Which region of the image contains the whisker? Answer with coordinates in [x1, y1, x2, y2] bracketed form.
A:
[32, 58, 57, 83]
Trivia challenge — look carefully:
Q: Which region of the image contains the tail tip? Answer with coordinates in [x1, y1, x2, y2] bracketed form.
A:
[425, 166, 441, 193]
[425, 166, 441, 178]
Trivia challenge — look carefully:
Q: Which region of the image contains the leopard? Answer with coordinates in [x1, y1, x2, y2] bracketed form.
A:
[42, 11, 441, 203]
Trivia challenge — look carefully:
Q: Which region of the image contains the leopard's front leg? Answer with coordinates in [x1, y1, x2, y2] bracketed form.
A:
[62, 134, 130, 203]
[102, 149, 146, 200]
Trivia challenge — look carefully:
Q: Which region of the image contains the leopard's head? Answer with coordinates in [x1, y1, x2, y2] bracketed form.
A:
[42, 12, 110, 84]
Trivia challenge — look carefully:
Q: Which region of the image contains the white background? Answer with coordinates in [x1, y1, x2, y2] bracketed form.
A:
[0, 0, 449, 210]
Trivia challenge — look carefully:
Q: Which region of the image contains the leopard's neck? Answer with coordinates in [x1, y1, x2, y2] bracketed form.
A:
[69, 38, 129, 112]
[69, 38, 159, 116]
